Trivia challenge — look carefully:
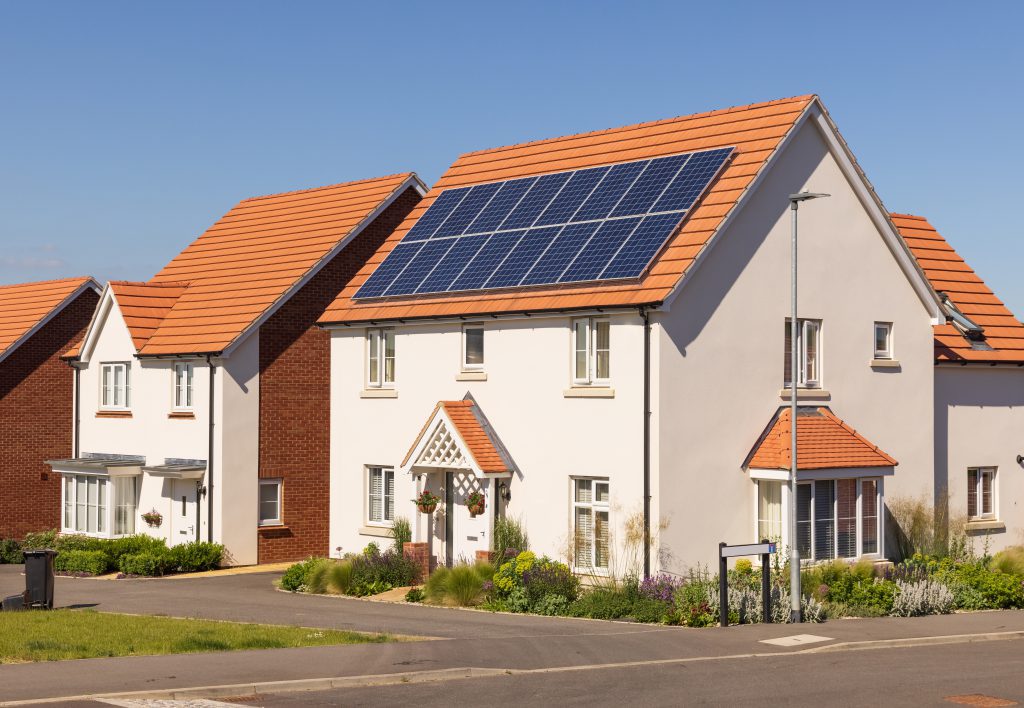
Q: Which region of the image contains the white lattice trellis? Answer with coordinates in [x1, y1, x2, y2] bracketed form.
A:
[415, 420, 471, 470]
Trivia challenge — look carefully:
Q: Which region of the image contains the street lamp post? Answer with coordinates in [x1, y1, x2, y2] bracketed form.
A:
[787, 191, 829, 623]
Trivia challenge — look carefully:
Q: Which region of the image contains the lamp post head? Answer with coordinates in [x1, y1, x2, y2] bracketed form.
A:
[789, 192, 831, 209]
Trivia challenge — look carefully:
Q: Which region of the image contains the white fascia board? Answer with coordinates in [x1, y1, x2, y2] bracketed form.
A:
[402, 406, 484, 478]
[750, 466, 895, 481]
[748, 468, 790, 481]
[219, 174, 428, 359]
[0, 278, 101, 366]
[78, 283, 119, 364]
[321, 307, 644, 331]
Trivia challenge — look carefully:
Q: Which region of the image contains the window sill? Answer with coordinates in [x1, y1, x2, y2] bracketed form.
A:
[563, 387, 615, 399]
[870, 359, 901, 369]
[258, 524, 289, 532]
[96, 410, 133, 418]
[168, 411, 195, 419]
[359, 525, 394, 538]
[778, 388, 830, 401]
[455, 371, 488, 381]
[360, 388, 398, 399]
[966, 520, 1005, 533]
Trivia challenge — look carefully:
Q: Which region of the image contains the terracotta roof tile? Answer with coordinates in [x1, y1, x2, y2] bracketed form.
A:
[892, 213, 1024, 363]
[0, 277, 98, 361]
[125, 173, 418, 356]
[402, 399, 511, 475]
[748, 407, 898, 471]
[320, 95, 816, 324]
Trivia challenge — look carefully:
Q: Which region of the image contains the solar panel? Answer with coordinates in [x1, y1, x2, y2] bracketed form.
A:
[354, 146, 733, 299]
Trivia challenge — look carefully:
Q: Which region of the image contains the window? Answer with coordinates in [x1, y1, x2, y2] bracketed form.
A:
[968, 467, 996, 520]
[573, 479, 609, 571]
[100, 362, 130, 409]
[757, 481, 783, 541]
[783, 319, 821, 388]
[572, 318, 610, 385]
[62, 474, 136, 536]
[796, 478, 880, 561]
[873, 322, 893, 359]
[367, 467, 395, 524]
[173, 363, 194, 410]
[259, 479, 282, 526]
[462, 324, 484, 370]
[366, 328, 396, 388]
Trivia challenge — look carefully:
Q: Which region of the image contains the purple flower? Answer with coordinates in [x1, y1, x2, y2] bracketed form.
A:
[639, 574, 684, 602]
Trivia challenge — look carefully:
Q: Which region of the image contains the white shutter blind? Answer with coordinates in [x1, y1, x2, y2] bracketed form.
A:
[384, 470, 395, 521]
[575, 507, 592, 567]
[368, 469, 382, 522]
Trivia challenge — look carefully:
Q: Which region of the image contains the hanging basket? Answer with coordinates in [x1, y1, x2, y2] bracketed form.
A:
[417, 502, 438, 514]
[468, 502, 485, 518]
[141, 510, 163, 528]
[466, 492, 486, 518]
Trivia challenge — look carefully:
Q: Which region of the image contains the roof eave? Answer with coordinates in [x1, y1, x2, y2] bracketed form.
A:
[0, 277, 101, 366]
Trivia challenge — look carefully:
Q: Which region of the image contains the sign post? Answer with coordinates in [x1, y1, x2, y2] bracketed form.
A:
[718, 540, 777, 627]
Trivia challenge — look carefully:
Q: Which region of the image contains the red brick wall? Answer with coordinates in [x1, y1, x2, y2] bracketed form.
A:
[257, 187, 421, 563]
[0, 289, 99, 539]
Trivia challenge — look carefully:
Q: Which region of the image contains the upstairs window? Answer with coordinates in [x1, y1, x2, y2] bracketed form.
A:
[173, 362, 194, 410]
[784, 319, 821, 388]
[462, 324, 484, 370]
[100, 362, 130, 409]
[573, 318, 610, 385]
[366, 328, 396, 388]
[968, 467, 996, 520]
[874, 322, 893, 359]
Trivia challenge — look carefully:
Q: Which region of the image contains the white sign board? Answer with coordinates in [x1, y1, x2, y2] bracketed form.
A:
[720, 542, 776, 558]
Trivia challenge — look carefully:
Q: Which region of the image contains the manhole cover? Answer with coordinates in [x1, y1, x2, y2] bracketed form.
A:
[945, 695, 1018, 707]
[759, 633, 833, 647]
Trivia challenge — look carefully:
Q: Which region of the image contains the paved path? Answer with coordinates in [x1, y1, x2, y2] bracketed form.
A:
[1, 565, 1023, 704]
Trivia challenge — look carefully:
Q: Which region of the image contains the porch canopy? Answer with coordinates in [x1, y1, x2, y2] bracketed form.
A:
[402, 397, 513, 479]
[745, 406, 897, 479]
[46, 454, 144, 477]
[142, 459, 206, 480]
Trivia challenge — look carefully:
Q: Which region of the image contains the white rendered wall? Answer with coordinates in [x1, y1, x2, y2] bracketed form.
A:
[329, 313, 645, 573]
[78, 298, 211, 545]
[655, 118, 937, 570]
[936, 367, 1024, 553]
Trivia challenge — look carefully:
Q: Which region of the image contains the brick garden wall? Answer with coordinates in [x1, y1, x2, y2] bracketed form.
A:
[0, 289, 99, 539]
[257, 188, 421, 563]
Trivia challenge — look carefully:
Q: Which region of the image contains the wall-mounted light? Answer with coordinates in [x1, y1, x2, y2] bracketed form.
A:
[1016, 454, 1023, 466]
[498, 481, 511, 502]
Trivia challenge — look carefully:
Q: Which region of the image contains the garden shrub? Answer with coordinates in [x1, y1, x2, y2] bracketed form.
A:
[21, 530, 58, 550]
[937, 560, 1024, 610]
[55, 550, 109, 575]
[991, 546, 1024, 577]
[493, 551, 578, 611]
[533, 593, 571, 616]
[168, 541, 223, 572]
[390, 517, 412, 553]
[280, 557, 327, 592]
[405, 587, 424, 603]
[349, 548, 418, 595]
[569, 588, 635, 619]
[639, 573, 685, 603]
[890, 578, 955, 617]
[425, 561, 494, 606]
[119, 550, 172, 576]
[304, 558, 338, 594]
[493, 516, 529, 563]
[52, 534, 105, 554]
[0, 539, 23, 564]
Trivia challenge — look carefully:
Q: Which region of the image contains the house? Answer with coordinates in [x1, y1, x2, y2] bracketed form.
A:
[48, 174, 423, 564]
[318, 95, 966, 574]
[0, 277, 100, 539]
[895, 214, 1024, 553]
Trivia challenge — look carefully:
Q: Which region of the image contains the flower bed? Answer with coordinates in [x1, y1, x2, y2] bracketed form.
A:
[279, 544, 418, 597]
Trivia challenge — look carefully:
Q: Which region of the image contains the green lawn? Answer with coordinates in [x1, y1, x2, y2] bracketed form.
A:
[0, 610, 392, 662]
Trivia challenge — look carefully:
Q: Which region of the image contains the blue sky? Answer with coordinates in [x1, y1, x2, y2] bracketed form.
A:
[2, 2, 1022, 315]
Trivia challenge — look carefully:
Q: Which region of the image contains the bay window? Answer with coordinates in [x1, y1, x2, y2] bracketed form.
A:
[61, 474, 137, 537]
[757, 480, 783, 542]
[783, 319, 821, 388]
[796, 477, 881, 561]
[572, 317, 610, 385]
[573, 478, 609, 571]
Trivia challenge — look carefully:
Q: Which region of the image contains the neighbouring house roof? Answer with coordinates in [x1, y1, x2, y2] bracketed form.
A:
[0, 276, 99, 364]
[402, 399, 512, 475]
[747, 406, 898, 471]
[78, 173, 422, 358]
[892, 213, 1024, 364]
[320, 95, 817, 324]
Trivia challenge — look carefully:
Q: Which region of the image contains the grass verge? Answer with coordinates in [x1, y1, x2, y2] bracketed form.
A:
[0, 609, 392, 662]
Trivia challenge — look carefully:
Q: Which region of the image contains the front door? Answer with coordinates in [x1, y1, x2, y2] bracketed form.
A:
[443, 471, 489, 566]
[169, 479, 197, 544]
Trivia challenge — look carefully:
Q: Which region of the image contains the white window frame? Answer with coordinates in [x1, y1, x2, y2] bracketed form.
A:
[366, 466, 395, 526]
[366, 328, 396, 389]
[461, 323, 485, 371]
[873, 322, 893, 360]
[61, 473, 138, 538]
[572, 477, 610, 573]
[784, 319, 822, 389]
[756, 480, 783, 543]
[100, 362, 131, 410]
[173, 362, 194, 411]
[794, 477, 881, 562]
[967, 467, 997, 520]
[571, 317, 610, 386]
[258, 479, 282, 527]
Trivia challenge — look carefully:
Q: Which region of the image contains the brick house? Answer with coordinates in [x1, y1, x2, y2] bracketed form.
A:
[48, 174, 423, 564]
[0, 277, 100, 539]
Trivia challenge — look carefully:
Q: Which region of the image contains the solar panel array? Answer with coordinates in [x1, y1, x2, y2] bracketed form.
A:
[354, 147, 734, 299]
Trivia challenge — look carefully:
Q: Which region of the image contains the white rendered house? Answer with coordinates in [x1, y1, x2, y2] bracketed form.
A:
[319, 94, 1013, 575]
